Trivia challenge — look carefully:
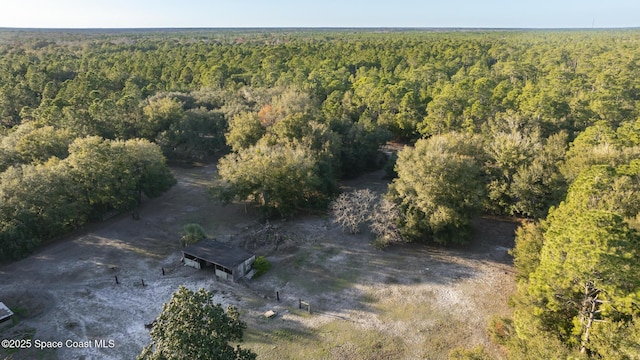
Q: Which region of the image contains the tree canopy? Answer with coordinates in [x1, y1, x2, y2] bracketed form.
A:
[2, 27, 640, 356]
[388, 133, 485, 244]
[0, 136, 175, 259]
[510, 161, 640, 357]
[138, 286, 256, 360]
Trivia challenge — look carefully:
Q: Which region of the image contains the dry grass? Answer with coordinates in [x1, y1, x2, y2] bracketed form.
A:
[243, 215, 517, 360]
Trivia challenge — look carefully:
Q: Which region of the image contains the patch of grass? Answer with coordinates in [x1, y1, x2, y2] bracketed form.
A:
[298, 266, 360, 295]
[293, 251, 310, 269]
[369, 289, 476, 358]
[316, 246, 340, 262]
[269, 328, 310, 342]
[487, 315, 514, 345]
[361, 292, 378, 304]
[245, 296, 268, 310]
[320, 321, 406, 360]
[375, 298, 433, 323]
[449, 345, 494, 360]
[417, 317, 471, 356]
[384, 275, 400, 284]
[11, 306, 28, 317]
[244, 326, 323, 359]
[286, 306, 313, 318]
[271, 249, 360, 295]
[245, 319, 406, 360]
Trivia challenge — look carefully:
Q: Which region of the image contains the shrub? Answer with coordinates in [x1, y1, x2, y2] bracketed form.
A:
[252, 256, 271, 277]
[181, 223, 206, 246]
[487, 316, 514, 345]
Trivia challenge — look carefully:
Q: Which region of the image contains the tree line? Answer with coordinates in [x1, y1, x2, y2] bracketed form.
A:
[0, 136, 175, 259]
[1, 28, 639, 357]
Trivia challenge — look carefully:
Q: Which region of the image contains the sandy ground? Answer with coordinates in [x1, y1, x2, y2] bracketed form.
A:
[0, 165, 518, 360]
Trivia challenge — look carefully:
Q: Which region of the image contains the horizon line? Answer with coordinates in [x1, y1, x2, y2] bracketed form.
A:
[1, 26, 639, 32]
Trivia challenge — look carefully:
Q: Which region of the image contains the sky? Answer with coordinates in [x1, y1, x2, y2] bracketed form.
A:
[1, 0, 639, 29]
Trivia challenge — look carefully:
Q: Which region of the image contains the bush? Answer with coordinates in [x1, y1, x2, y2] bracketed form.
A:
[181, 223, 206, 247]
[487, 316, 514, 345]
[448, 345, 493, 360]
[383, 152, 398, 179]
[252, 256, 271, 277]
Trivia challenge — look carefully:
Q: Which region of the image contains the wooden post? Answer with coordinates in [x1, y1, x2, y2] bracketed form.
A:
[115, 275, 119, 285]
[299, 299, 311, 314]
[162, 267, 165, 276]
[141, 279, 145, 287]
[276, 291, 280, 302]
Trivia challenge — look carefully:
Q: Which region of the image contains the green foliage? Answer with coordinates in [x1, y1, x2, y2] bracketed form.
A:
[141, 95, 185, 140]
[388, 133, 485, 244]
[0, 137, 175, 259]
[506, 325, 575, 360]
[143, 91, 229, 160]
[66, 137, 176, 218]
[0, 159, 80, 259]
[212, 143, 323, 218]
[585, 320, 640, 360]
[138, 286, 256, 360]
[252, 256, 271, 277]
[487, 316, 514, 345]
[448, 346, 493, 360]
[337, 120, 391, 178]
[510, 221, 545, 281]
[527, 210, 639, 339]
[383, 151, 397, 178]
[181, 223, 206, 247]
[225, 112, 265, 152]
[157, 107, 228, 160]
[510, 163, 640, 357]
[483, 114, 568, 218]
[564, 163, 640, 218]
[0, 123, 75, 172]
[2, 29, 640, 268]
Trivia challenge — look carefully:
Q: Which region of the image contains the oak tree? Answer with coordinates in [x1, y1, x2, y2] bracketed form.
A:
[138, 286, 256, 360]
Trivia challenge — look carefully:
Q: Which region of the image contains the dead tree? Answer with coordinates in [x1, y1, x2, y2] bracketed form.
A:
[579, 281, 605, 354]
[330, 189, 377, 234]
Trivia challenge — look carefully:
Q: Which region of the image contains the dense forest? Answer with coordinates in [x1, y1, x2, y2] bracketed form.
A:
[1, 29, 639, 357]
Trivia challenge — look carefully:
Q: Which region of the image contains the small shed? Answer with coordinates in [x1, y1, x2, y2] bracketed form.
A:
[0, 302, 13, 327]
[182, 239, 256, 282]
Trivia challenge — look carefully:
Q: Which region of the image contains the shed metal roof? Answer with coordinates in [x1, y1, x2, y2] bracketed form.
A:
[182, 239, 254, 269]
[0, 302, 13, 321]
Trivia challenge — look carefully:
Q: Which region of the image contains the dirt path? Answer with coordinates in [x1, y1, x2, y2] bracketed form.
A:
[0, 165, 519, 360]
